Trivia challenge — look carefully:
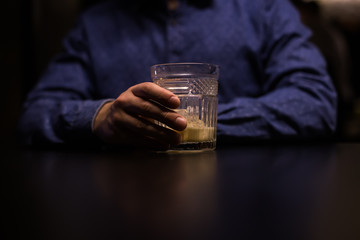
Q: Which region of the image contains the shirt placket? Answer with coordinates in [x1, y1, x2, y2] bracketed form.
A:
[166, 2, 186, 63]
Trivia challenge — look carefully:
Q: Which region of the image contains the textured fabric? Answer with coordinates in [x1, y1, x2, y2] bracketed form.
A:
[18, 0, 337, 145]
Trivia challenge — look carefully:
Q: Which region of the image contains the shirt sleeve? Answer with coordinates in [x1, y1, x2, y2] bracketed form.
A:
[17, 17, 107, 145]
[217, 0, 337, 140]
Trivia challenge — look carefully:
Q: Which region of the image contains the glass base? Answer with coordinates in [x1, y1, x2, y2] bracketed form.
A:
[168, 140, 216, 152]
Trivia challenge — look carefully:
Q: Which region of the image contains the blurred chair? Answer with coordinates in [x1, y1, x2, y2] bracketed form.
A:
[292, 0, 355, 139]
[25, 0, 105, 92]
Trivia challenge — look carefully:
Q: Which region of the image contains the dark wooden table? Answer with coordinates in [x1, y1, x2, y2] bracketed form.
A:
[2, 143, 360, 240]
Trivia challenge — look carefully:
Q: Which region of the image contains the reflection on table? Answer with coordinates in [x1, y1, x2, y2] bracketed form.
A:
[3, 143, 360, 240]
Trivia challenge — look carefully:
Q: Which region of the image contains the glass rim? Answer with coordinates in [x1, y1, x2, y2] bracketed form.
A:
[151, 62, 220, 79]
[151, 62, 220, 69]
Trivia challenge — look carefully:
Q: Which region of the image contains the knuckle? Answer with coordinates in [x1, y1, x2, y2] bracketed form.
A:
[140, 101, 153, 112]
[142, 82, 153, 90]
[114, 93, 132, 110]
[161, 111, 172, 122]
[114, 95, 126, 106]
[160, 110, 179, 128]
[134, 82, 151, 96]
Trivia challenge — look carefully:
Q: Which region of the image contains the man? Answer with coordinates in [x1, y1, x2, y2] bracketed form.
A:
[18, 0, 337, 149]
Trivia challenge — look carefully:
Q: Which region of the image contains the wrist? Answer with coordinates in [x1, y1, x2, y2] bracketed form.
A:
[92, 100, 114, 133]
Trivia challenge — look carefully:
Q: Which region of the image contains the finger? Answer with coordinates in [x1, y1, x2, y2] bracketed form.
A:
[125, 97, 187, 131]
[112, 112, 182, 146]
[131, 82, 180, 109]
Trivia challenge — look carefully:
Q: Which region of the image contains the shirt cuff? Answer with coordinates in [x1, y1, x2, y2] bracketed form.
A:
[91, 99, 115, 133]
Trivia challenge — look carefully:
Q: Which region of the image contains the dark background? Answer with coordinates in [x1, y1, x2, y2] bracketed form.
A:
[2, 0, 360, 147]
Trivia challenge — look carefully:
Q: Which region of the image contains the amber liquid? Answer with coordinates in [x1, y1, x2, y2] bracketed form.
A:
[172, 111, 217, 151]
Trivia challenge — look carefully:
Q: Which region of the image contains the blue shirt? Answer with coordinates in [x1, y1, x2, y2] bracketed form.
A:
[18, 0, 337, 145]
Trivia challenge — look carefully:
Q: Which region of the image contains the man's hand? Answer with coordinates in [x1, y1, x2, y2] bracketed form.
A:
[93, 82, 187, 149]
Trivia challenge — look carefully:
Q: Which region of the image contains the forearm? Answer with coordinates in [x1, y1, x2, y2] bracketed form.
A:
[217, 85, 337, 139]
[216, 0, 336, 140]
[17, 99, 111, 145]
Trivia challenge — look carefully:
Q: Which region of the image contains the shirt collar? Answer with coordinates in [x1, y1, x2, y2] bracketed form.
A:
[123, 0, 213, 11]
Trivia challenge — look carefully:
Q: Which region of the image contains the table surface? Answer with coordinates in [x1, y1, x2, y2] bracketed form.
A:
[2, 143, 360, 240]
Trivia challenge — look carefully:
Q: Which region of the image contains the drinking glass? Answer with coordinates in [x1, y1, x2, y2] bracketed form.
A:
[151, 63, 219, 151]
